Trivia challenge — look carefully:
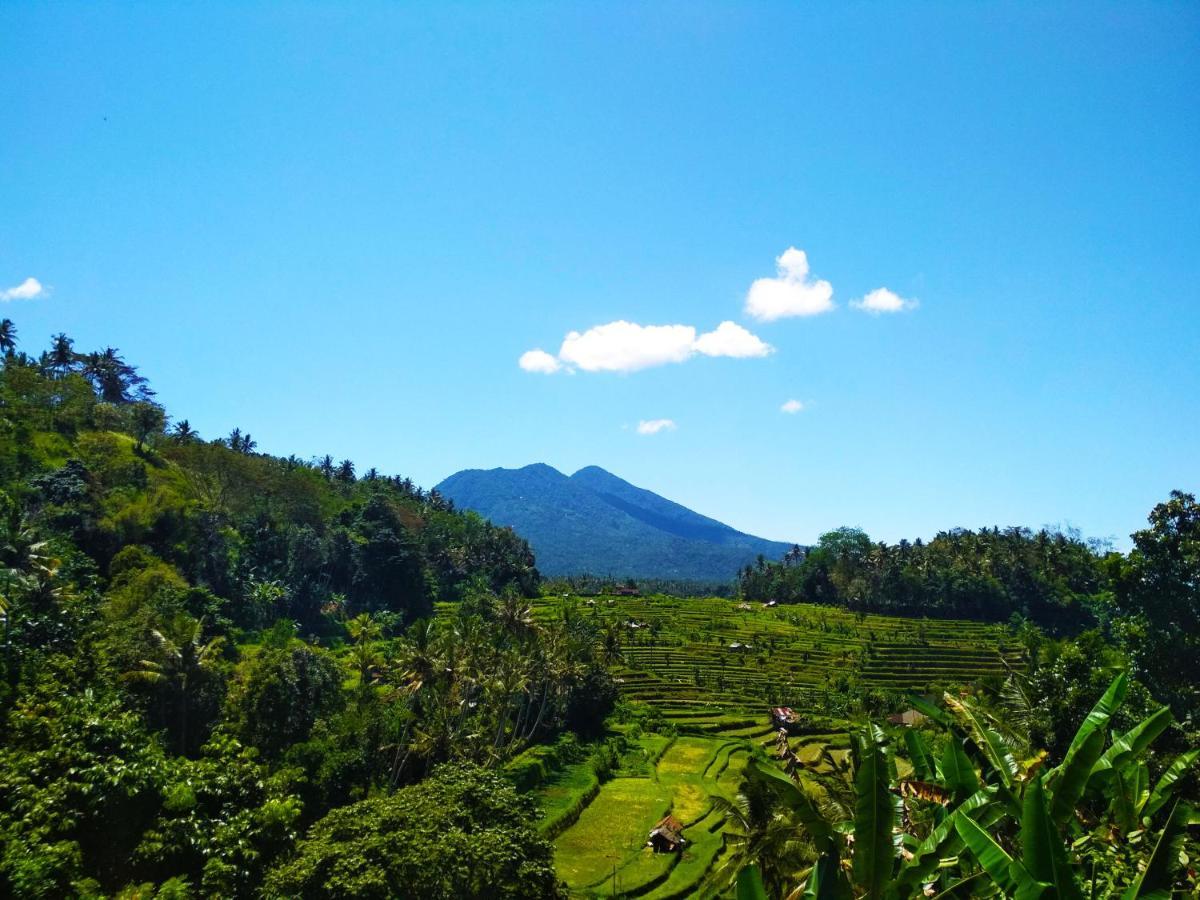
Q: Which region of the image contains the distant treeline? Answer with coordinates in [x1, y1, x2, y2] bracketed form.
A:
[737, 525, 1107, 633]
[542, 573, 736, 598]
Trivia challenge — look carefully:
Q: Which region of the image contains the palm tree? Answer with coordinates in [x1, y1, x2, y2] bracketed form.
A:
[336, 459, 355, 482]
[0, 318, 16, 356]
[47, 332, 75, 375]
[173, 419, 198, 442]
[347, 612, 383, 690]
[122, 616, 225, 754]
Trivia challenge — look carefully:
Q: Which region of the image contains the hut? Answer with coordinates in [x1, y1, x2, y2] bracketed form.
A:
[770, 706, 799, 730]
[646, 815, 687, 853]
[886, 709, 928, 728]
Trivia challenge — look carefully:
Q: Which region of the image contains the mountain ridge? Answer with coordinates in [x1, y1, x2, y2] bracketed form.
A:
[435, 463, 794, 581]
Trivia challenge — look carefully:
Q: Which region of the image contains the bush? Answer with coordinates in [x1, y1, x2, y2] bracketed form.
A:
[263, 762, 563, 900]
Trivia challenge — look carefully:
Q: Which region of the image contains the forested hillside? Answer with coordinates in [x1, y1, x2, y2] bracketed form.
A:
[0, 321, 610, 898]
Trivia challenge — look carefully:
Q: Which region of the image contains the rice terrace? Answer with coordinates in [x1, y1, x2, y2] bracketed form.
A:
[512, 592, 1024, 897]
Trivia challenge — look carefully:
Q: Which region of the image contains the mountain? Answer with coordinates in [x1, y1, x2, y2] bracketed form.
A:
[435, 463, 794, 581]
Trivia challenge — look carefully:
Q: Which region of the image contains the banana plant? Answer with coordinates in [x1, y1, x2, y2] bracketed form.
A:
[733, 672, 1198, 898]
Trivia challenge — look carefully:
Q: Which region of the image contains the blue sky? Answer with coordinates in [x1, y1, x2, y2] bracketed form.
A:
[2, 2, 1197, 548]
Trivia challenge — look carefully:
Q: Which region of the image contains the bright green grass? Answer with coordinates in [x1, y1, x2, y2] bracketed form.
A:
[550, 733, 754, 897]
[538, 762, 600, 836]
[554, 777, 672, 890]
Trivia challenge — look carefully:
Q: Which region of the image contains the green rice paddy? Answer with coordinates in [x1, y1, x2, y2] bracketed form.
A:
[532, 593, 1022, 896]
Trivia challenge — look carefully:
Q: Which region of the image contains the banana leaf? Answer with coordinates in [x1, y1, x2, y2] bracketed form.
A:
[888, 787, 997, 896]
[737, 865, 768, 900]
[1142, 749, 1199, 818]
[945, 693, 1019, 788]
[1021, 774, 1082, 900]
[853, 729, 895, 899]
[954, 814, 1049, 899]
[1088, 707, 1172, 790]
[1120, 798, 1191, 899]
[941, 738, 981, 805]
[1047, 675, 1128, 827]
[903, 730, 935, 782]
[1049, 726, 1106, 825]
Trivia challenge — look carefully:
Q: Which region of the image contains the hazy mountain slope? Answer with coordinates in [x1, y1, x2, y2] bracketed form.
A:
[435, 463, 793, 581]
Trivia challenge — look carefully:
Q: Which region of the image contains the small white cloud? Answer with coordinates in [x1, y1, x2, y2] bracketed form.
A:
[780, 399, 805, 414]
[518, 349, 562, 374]
[521, 318, 772, 374]
[745, 248, 834, 321]
[0, 277, 46, 302]
[851, 287, 918, 315]
[636, 418, 677, 435]
[693, 321, 774, 358]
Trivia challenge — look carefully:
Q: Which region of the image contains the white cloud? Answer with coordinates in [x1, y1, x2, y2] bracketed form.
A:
[851, 287, 918, 314]
[745, 248, 834, 321]
[780, 399, 805, 414]
[560, 321, 697, 373]
[636, 418, 676, 435]
[693, 320, 773, 358]
[0, 277, 46, 302]
[518, 349, 562, 374]
[522, 319, 772, 374]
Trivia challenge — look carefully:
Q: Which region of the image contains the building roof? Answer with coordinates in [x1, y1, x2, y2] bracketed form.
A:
[886, 709, 928, 727]
[648, 815, 686, 848]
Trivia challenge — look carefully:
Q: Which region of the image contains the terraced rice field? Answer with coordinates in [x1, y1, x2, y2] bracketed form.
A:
[532, 595, 1021, 895]
[540, 594, 1022, 733]
[546, 735, 751, 898]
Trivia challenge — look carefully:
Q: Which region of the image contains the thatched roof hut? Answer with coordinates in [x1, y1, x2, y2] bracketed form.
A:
[646, 815, 687, 852]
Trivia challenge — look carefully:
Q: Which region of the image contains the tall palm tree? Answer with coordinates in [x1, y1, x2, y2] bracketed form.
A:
[0, 318, 17, 356]
[47, 332, 75, 375]
[122, 616, 225, 754]
[347, 612, 383, 690]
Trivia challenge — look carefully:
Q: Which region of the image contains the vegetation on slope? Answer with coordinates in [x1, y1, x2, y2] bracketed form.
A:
[0, 323, 612, 897]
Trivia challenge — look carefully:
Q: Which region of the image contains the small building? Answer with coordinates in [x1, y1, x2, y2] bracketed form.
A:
[886, 709, 929, 728]
[647, 815, 687, 853]
[771, 706, 799, 729]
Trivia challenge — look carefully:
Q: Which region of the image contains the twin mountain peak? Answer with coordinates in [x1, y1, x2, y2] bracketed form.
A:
[434, 463, 793, 581]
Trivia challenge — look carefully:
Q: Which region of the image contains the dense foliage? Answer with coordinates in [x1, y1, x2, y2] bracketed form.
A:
[738, 525, 1107, 632]
[0, 323, 613, 897]
[725, 673, 1198, 898]
[262, 762, 562, 900]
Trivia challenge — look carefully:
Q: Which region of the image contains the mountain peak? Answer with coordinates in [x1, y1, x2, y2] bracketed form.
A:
[435, 463, 792, 581]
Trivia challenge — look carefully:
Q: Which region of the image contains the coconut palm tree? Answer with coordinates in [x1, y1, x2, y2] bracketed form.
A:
[122, 616, 224, 754]
[0, 318, 16, 356]
[47, 332, 75, 375]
